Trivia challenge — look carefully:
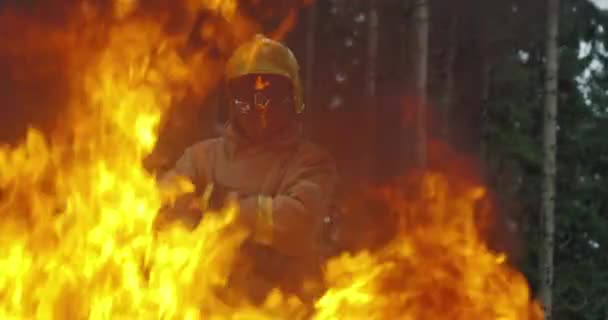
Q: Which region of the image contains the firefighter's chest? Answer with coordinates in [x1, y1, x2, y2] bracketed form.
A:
[211, 150, 289, 197]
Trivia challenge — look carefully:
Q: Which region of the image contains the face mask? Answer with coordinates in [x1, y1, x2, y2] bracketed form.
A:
[227, 74, 295, 142]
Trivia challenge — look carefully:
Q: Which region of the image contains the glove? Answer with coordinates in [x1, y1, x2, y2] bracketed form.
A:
[206, 183, 238, 211]
[156, 192, 202, 229]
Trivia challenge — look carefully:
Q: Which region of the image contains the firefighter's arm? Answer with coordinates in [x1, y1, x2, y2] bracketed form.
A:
[156, 142, 212, 228]
[237, 151, 337, 257]
[159, 144, 202, 190]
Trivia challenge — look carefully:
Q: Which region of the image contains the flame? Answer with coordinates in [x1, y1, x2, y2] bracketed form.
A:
[255, 75, 271, 91]
[312, 173, 543, 319]
[0, 1, 299, 319]
[0, 1, 542, 319]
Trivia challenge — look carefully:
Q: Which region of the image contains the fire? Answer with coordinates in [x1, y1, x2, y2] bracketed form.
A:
[312, 173, 543, 319]
[0, 1, 294, 319]
[0, 1, 542, 319]
[255, 75, 271, 90]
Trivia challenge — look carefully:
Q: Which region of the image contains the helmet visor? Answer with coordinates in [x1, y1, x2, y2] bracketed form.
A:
[227, 74, 294, 114]
[226, 74, 296, 141]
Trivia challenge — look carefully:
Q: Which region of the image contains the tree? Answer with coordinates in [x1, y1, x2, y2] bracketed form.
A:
[366, 0, 379, 104]
[413, 0, 429, 168]
[440, 10, 457, 141]
[304, 1, 317, 107]
[540, 0, 560, 318]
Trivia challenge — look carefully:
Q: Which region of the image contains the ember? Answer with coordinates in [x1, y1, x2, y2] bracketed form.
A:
[0, 1, 542, 319]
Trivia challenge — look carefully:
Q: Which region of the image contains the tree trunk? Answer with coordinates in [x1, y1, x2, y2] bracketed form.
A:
[479, 48, 492, 181]
[366, 0, 379, 104]
[413, 0, 429, 168]
[441, 14, 457, 140]
[304, 2, 317, 107]
[367, 0, 379, 179]
[540, 0, 559, 319]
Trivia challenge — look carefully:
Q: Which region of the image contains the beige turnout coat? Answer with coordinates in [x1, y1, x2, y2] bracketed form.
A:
[163, 122, 337, 300]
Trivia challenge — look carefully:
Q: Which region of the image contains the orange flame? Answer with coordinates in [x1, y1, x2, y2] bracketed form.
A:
[313, 173, 543, 319]
[0, 1, 542, 319]
[255, 75, 271, 90]
[0, 1, 295, 318]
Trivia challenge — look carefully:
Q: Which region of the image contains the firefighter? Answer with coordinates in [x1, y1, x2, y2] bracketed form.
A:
[159, 34, 338, 303]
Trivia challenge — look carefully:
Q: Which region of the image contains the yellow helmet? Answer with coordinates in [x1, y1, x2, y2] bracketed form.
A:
[225, 34, 304, 114]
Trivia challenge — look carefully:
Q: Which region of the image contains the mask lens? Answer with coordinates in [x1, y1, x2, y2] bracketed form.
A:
[233, 99, 251, 114]
[254, 92, 271, 112]
[227, 74, 294, 119]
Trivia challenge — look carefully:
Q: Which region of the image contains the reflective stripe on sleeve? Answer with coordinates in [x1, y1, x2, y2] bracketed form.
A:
[254, 195, 274, 245]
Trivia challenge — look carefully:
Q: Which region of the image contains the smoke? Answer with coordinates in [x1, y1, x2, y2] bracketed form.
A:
[0, 2, 82, 143]
[0, 0, 309, 145]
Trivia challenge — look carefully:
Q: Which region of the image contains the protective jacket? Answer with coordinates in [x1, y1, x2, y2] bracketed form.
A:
[163, 121, 337, 301]
[161, 34, 337, 302]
